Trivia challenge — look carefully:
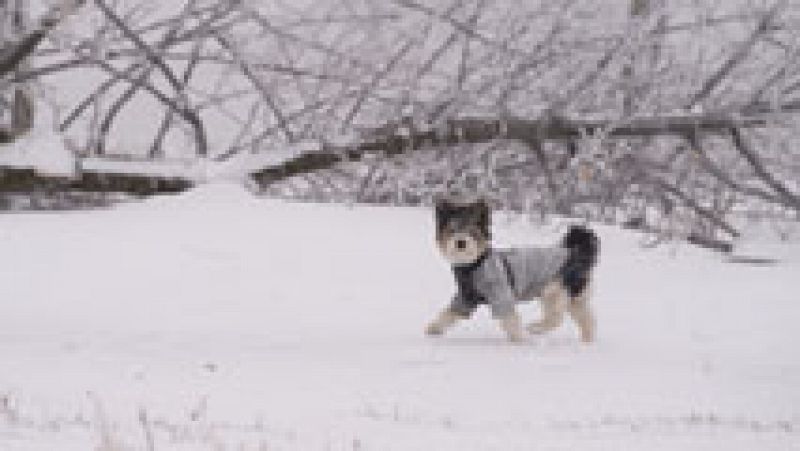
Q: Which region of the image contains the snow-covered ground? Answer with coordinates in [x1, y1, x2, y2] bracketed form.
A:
[0, 184, 798, 450]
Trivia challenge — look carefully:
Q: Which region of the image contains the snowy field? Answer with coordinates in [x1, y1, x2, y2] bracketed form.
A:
[0, 184, 798, 450]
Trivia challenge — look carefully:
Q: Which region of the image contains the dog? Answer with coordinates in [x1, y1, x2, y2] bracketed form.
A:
[425, 197, 599, 343]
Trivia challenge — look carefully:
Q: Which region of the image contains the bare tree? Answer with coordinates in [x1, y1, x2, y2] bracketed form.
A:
[0, 0, 35, 142]
[2, 0, 799, 246]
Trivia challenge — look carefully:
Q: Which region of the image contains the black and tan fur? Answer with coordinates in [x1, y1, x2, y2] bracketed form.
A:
[426, 197, 600, 343]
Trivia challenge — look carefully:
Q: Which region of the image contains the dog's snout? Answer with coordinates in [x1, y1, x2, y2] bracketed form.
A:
[455, 239, 467, 250]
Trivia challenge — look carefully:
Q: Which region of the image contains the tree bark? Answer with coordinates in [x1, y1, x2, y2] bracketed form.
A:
[0, 0, 86, 78]
[250, 112, 772, 188]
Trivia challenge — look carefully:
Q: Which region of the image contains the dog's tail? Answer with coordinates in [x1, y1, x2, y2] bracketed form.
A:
[559, 225, 600, 297]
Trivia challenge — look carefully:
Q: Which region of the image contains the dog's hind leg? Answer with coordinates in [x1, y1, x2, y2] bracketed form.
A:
[498, 311, 525, 342]
[527, 281, 568, 335]
[568, 288, 595, 343]
[425, 308, 464, 336]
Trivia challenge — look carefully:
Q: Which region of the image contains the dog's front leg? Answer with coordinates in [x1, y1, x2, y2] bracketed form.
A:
[486, 272, 525, 342]
[498, 311, 525, 342]
[425, 308, 463, 336]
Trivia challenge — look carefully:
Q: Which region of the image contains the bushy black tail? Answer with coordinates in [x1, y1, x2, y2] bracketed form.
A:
[559, 225, 600, 297]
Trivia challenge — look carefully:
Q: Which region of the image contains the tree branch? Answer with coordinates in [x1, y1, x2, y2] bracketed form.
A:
[250, 111, 771, 188]
[0, 0, 87, 78]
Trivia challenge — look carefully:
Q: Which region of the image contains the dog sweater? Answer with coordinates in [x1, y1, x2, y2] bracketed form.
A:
[450, 247, 568, 318]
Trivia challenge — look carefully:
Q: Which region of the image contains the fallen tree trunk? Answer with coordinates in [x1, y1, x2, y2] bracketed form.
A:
[251, 112, 770, 187]
[0, 166, 191, 195]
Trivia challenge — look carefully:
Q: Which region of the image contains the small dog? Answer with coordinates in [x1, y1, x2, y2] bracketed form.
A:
[425, 197, 599, 343]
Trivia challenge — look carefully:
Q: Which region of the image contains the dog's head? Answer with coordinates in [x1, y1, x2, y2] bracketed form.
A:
[434, 196, 490, 266]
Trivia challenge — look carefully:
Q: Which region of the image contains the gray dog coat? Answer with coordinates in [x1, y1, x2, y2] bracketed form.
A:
[450, 247, 568, 318]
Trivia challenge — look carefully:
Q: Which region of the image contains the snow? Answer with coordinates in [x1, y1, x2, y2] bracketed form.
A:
[0, 130, 76, 177]
[0, 183, 798, 450]
[208, 141, 322, 181]
[1, 121, 320, 182]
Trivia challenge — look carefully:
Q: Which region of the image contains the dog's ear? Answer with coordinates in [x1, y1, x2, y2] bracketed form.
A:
[435, 197, 451, 217]
[473, 199, 490, 233]
[434, 197, 451, 230]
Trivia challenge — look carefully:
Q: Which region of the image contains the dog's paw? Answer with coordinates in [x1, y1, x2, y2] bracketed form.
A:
[506, 330, 525, 343]
[425, 323, 445, 336]
[498, 314, 525, 343]
[527, 323, 546, 335]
